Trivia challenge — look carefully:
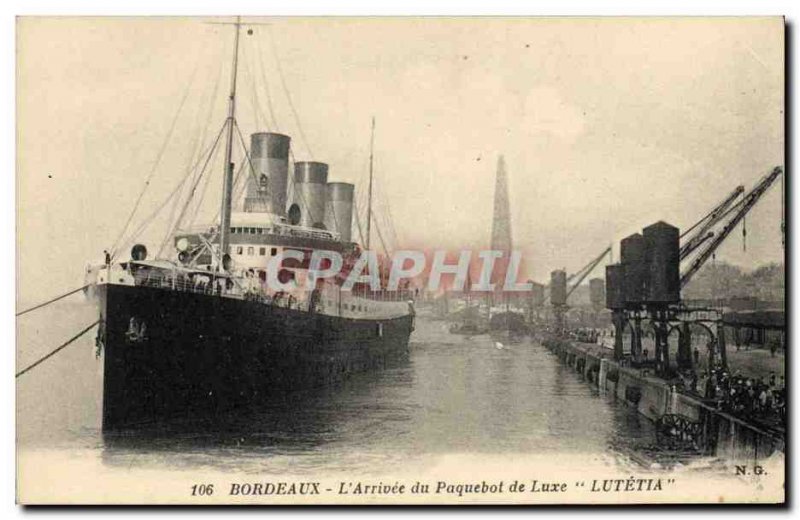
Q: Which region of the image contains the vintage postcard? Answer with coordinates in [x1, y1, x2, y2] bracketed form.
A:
[16, 16, 785, 505]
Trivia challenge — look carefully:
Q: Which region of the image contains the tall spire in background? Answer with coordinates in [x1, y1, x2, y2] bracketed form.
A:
[490, 155, 513, 289]
[491, 155, 513, 254]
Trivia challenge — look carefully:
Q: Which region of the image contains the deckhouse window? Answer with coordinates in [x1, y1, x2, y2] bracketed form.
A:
[271, 248, 278, 256]
[236, 246, 243, 255]
[259, 247, 266, 256]
[247, 246, 254, 256]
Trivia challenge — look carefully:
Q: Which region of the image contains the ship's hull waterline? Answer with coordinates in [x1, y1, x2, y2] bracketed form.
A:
[97, 283, 414, 431]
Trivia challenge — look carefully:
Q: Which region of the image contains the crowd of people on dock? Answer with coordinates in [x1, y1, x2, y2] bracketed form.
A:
[559, 324, 786, 429]
[569, 328, 601, 344]
[694, 365, 786, 426]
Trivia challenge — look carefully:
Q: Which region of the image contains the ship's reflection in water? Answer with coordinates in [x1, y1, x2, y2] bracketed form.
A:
[97, 317, 656, 475]
[100, 363, 418, 474]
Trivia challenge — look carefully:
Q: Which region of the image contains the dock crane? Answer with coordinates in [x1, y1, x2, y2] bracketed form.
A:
[680, 166, 783, 287]
[605, 166, 782, 371]
[542, 245, 612, 305]
[679, 185, 745, 261]
[565, 245, 612, 302]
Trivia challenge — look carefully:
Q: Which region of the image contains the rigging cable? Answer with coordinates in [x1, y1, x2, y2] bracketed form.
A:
[116, 121, 227, 260]
[266, 26, 314, 159]
[252, 34, 281, 132]
[202, 151, 253, 229]
[116, 174, 196, 260]
[16, 320, 101, 378]
[242, 42, 261, 132]
[156, 154, 216, 257]
[353, 156, 370, 247]
[175, 57, 229, 235]
[181, 160, 248, 262]
[248, 38, 319, 235]
[186, 85, 231, 229]
[355, 184, 369, 243]
[230, 160, 250, 211]
[16, 284, 92, 317]
[154, 121, 228, 252]
[234, 120, 275, 196]
[379, 198, 400, 252]
[250, 32, 324, 234]
[169, 47, 226, 238]
[159, 149, 216, 257]
[353, 196, 366, 246]
[370, 208, 391, 259]
[164, 66, 218, 235]
[109, 46, 207, 258]
[186, 139, 224, 228]
[383, 197, 401, 249]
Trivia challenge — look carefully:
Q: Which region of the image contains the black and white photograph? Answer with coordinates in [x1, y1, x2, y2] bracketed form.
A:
[15, 15, 785, 505]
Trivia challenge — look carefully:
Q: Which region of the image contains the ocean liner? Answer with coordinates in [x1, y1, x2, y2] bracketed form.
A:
[90, 19, 415, 431]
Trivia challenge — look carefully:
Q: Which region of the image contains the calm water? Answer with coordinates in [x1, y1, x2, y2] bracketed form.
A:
[17, 300, 657, 476]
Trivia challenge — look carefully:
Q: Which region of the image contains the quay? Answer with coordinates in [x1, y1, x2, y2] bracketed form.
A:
[542, 337, 785, 465]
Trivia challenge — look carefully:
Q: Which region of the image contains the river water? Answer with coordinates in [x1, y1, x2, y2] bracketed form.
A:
[17, 300, 661, 479]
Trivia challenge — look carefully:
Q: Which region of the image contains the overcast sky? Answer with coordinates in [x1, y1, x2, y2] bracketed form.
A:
[17, 17, 784, 301]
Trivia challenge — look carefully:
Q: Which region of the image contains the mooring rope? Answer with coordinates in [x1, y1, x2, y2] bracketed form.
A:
[16, 284, 92, 317]
[16, 319, 101, 378]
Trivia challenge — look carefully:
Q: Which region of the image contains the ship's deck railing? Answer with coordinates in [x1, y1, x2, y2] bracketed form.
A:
[130, 268, 318, 311]
[131, 269, 239, 297]
[174, 222, 341, 243]
[350, 288, 416, 302]
[128, 266, 415, 309]
[272, 222, 341, 242]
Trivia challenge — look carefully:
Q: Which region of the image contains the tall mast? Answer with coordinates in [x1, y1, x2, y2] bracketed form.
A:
[218, 16, 242, 271]
[366, 116, 375, 250]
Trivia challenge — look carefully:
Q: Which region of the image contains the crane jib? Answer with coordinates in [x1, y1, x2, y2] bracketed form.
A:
[679, 166, 782, 288]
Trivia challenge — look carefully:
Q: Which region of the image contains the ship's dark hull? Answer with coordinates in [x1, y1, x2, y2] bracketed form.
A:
[97, 284, 414, 431]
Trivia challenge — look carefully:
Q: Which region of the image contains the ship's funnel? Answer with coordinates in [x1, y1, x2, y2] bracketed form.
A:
[246, 132, 291, 215]
[325, 182, 355, 242]
[290, 162, 328, 228]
